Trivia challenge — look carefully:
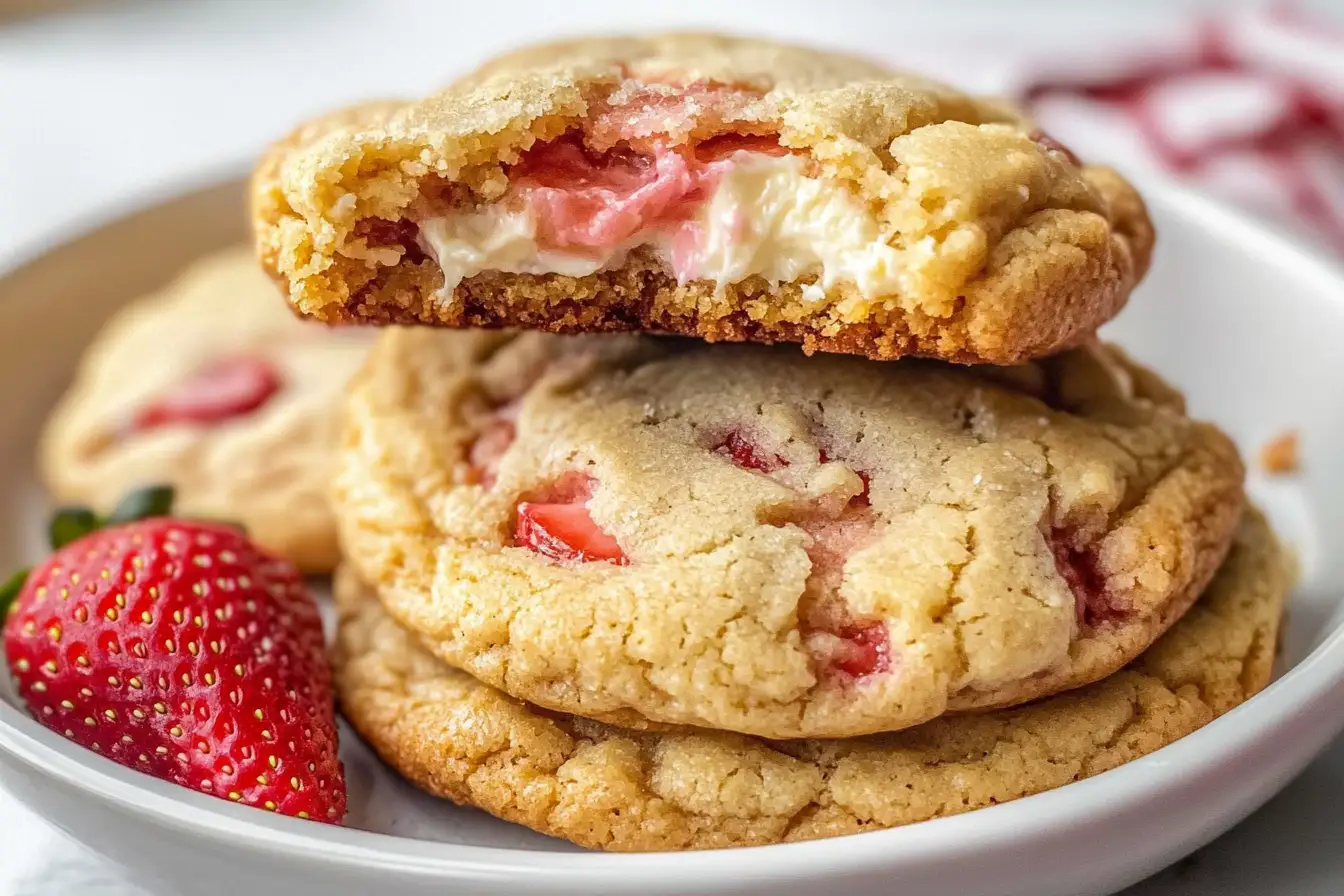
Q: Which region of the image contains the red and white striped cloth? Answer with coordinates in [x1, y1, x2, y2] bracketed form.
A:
[1007, 6, 1344, 252]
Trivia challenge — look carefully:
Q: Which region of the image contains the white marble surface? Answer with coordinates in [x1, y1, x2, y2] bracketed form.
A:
[1, 2, 1342, 893]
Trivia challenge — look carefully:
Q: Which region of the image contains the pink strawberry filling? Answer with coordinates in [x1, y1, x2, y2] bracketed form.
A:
[1048, 528, 1125, 628]
[508, 134, 739, 252]
[693, 132, 792, 163]
[359, 81, 809, 292]
[131, 357, 282, 432]
[513, 473, 627, 565]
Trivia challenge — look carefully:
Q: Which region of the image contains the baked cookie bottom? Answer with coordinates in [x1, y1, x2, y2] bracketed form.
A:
[333, 509, 1289, 852]
[334, 244, 1107, 367]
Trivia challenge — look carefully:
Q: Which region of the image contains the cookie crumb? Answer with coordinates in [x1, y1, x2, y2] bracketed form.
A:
[1258, 430, 1300, 475]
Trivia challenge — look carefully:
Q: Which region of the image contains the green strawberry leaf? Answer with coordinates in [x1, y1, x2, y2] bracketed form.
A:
[48, 507, 99, 550]
[0, 568, 29, 618]
[106, 485, 176, 526]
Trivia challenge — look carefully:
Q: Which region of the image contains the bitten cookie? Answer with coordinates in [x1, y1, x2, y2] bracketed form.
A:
[253, 34, 1152, 364]
[333, 329, 1244, 738]
[39, 247, 369, 573]
[333, 509, 1289, 851]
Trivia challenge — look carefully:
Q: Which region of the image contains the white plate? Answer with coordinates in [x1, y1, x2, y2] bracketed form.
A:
[0, 178, 1342, 896]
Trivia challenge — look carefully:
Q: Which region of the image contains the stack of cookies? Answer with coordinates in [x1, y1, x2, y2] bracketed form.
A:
[242, 35, 1286, 849]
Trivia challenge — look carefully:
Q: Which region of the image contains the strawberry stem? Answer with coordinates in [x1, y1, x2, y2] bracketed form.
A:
[48, 507, 99, 550]
[0, 568, 28, 618]
[7, 485, 177, 615]
[106, 485, 175, 526]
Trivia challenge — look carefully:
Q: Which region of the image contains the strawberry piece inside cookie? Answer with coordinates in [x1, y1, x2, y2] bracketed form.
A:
[712, 427, 889, 681]
[131, 357, 282, 432]
[1049, 529, 1127, 629]
[712, 428, 786, 473]
[467, 399, 521, 487]
[513, 473, 627, 565]
[510, 135, 728, 252]
[824, 621, 892, 679]
[414, 94, 843, 297]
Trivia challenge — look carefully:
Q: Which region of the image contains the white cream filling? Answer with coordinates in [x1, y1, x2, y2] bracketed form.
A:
[418, 152, 909, 303]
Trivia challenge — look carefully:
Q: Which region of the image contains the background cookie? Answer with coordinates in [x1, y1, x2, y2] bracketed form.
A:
[334, 329, 1244, 738]
[39, 247, 369, 573]
[253, 33, 1152, 364]
[333, 509, 1289, 852]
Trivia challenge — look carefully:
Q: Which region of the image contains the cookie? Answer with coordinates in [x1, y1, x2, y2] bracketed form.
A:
[333, 329, 1244, 738]
[38, 247, 369, 573]
[253, 34, 1152, 364]
[333, 508, 1289, 851]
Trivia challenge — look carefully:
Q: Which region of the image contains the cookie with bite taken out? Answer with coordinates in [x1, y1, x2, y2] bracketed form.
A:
[253, 34, 1152, 365]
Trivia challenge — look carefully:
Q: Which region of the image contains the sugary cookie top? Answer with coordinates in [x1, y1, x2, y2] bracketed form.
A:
[333, 509, 1288, 851]
[38, 247, 370, 572]
[335, 330, 1243, 738]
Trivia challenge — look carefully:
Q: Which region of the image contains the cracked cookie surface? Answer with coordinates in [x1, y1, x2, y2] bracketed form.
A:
[333, 508, 1289, 851]
[252, 33, 1152, 364]
[334, 329, 1244, 738]
[39, 247, 370, 573]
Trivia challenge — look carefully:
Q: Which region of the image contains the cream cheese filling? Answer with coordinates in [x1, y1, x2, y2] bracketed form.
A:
[418, 153, 911, 304]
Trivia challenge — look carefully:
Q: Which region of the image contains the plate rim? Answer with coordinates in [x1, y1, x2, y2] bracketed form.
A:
[1, 173, 1343, 888]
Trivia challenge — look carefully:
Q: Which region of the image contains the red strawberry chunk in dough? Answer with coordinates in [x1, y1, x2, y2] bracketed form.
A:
[131, 357, 282, 431]
[3, 519, 344, 821]
[794, 509, 890, 683]
[468, 418, 514, 484]
[504, 76, 785, 256]
[712, 429, 786, 473]
[709, 428, 889, 679]
[468, 398, 522, 487]
[514, 473, 627, 565]
[827, 621, 892, 679]
[1048, 528, 1123, 628]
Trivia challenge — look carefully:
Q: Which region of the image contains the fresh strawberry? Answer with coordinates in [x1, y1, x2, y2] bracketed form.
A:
[131, 356, 282, 432]
[1, 487, 345, 822]
[513, 473, 627, 564]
